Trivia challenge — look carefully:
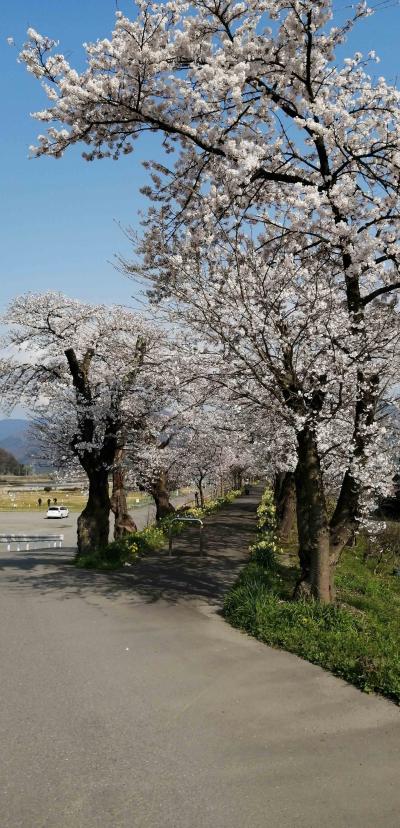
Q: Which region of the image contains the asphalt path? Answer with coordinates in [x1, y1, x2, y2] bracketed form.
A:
[0, 489, 399, 827]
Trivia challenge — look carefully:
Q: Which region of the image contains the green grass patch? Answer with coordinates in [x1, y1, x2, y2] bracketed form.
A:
[74, 525, 166, 571]
[224, 490, 400, 704]
[0, 486, 153, 513]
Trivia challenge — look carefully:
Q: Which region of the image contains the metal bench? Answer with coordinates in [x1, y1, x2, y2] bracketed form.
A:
[0, 534, 64, 552]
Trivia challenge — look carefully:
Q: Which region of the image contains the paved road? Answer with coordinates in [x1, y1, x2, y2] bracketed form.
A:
[0, 490, 399, 827]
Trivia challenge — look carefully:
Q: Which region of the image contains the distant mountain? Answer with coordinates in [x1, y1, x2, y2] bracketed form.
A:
[0, 419, 34, 466]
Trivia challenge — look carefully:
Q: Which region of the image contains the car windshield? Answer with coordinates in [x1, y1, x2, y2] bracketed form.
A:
[48, 507, 59, 511]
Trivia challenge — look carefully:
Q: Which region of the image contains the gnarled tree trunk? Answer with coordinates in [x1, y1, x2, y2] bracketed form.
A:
[150, 470, 175, 522]
[64, 346, 115, 556]
[328, 469, 359, 600]
[274, 471, 296, 540]
[111, 453, 137, 539]
[327, 376, 379, 596]
[77, 468, 110, 554]
[197, 476, 205, 508]
[294, 427, 331, 603]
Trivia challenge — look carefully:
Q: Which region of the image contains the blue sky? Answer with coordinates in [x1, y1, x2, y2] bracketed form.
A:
[0, 0, 399, 317]
[0, 1, 159, 314]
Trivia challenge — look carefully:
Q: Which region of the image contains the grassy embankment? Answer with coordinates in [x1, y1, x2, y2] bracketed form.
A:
[224, 489, 400, 704]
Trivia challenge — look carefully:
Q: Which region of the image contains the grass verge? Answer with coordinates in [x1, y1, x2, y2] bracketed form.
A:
[223, 490, 400, 704]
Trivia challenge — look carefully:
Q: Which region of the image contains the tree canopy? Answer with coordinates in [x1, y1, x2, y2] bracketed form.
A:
[15, 0, 400, 601]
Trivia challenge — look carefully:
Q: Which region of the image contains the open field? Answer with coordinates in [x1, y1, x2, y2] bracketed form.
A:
[0, 475, 53, 485]
[0, 474, 195, 513]
[0, 488, 186, 512]
[0, 490, 89, 512]
[0, 483, 196, 512]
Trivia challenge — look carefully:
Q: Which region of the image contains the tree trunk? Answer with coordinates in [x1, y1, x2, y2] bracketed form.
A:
[77, 468, 110, 554]
[328, 373, 379, 568]
[327, 469, 360, 601]
[150, 471, 175, 522]
[198, 478, 205, 508]
[329, 469, 360, 563]
[274, 471, 296, 540]
[294, 427, 331, 603]
[111, 460, 137, 539]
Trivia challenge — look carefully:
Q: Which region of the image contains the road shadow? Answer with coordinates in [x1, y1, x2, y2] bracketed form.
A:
[0, 491, 261, 608]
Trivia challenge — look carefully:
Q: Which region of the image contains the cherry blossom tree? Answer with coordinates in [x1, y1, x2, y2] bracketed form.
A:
[132, 224, 399, 598]
[170, 415, 228, 507]
[130, 378, 264, 513]
[1, 292, 170, 554]
[18, 1, 400, 599]
[123, 421, 179, 521]
[129, 387, 229, 515]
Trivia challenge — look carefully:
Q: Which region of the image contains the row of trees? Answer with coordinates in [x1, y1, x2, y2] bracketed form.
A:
[12, 0, 400, 602]
[0, 292, 260, 552]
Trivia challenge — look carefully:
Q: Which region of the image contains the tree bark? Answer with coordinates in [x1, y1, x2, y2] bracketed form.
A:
[328, 369, 379, 567]
[111, 458, 137, 539]
[198, 477, 205, 508]
[150, 470, 175, 522]
[274, 471, 296, 540]
[294, 427, 331, 603]
[77, 468, 111, 554]
[329, 470, 358, 562]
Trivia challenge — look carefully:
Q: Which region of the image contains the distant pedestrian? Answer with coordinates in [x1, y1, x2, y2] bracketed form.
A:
[47, 498, 51, 508]
[38, 497, 42, 507]
[53, 497, 57, 504]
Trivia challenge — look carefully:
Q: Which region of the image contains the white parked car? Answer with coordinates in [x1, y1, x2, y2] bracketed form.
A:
[46, 505, 69, 519]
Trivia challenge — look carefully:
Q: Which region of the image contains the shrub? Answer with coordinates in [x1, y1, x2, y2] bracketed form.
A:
[183, 505, 205, 520]
[133, 525, 165, 555]
[75, 528, 166, 570]
[249, 538, 278, 570]
[75, 535, 140, 570]
[362, 521, 400, 573]
[256, 488, 276, 532]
